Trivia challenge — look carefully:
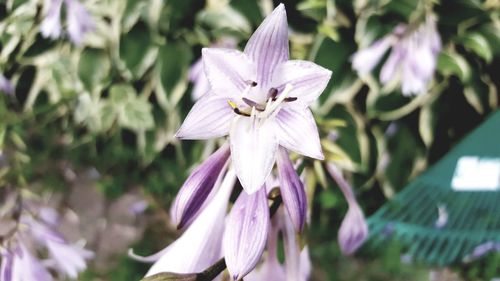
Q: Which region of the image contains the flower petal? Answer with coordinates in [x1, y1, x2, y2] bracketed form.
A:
[275, 106, 323, 160]
[176, 93, 234, 139]
[379, 45, 403, 84]
[244, 4, 289, 86]
[223, 188, 270, 281]
[65, 0, 94, 45]
[272, 60, 332, 105]
[40, 0, 63, 39]
[202, 48, 256, 99]
[276, 148, 307, 232]
[171, 144, 230, 229]
[326, 163, 368, 255]
[352, 37, 393, 75]
[141, 169, 236, 276]
[230, 116, 278, 193]
[282, 209, 304, 281]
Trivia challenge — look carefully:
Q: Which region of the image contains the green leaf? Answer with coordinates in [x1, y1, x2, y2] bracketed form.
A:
[459, 32, 493, 63]
[78, 48, 111, 91]
[109, 84, 155, 131]
[156, 43, 192, 106]
[437, 51, 471, 83]
[197, 5, 251, 35]
[119, 23, 156, 79]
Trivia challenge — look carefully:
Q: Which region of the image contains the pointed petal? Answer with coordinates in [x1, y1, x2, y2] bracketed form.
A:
[272, 60, 332, 105]
[326, 163, 368, 255]
[224, 188, 270, 280]
[176, 93, 234, 139]
[352, 37, 393, 75]
[230, 116, 278, 193]
[275, 106, 323, 160]
[171, 144, 230, 229]
[65, 0, 94, 45]
[144, 170, 236, 276]
[276, 148, 307, 232]
[202, 48, 256, 99]
[337, 204, 369, 255]
[244, 4, 289, 86]
[380, 45, 403, 84]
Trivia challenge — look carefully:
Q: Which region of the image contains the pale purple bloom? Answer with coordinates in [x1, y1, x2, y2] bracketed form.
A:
[277, 147, 307, 232]
[0, 241, 52, 281]
[326, 163, 368, 255]
[40, 0, 63, 39]
[176, 4, 332, 194]
[282, 209, 311, 281]
[0, 197, 93, 281]
[171, 144, 230, 229]
[40, 0, 93, 45]
[0, 74, 14, 95]
[223, 187, 270, 280]
[352, 16, 441, 96]
[65, 0, 94, 45]
[464, 241, 500, 262]
[130, 169, 236, 277]
[24, 215, 94, 279]
[434, 204, 448, 229]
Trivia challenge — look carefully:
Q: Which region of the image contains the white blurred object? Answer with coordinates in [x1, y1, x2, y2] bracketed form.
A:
[451, 156, 500, 191]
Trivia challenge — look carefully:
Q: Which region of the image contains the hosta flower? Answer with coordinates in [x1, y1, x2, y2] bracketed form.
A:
[130, 169, 236, 277]
[176, 4, 332, 193]
[0, 74, 14, 95]
[40, 0, 94, 45]
[352, 15, 441, 96]
[0, 193, 93, 281]
[326, 163, 368, 255]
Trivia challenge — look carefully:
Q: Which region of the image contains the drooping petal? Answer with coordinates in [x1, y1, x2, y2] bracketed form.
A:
[176, 93, 234, 139]
[140, 169, 236, 276]
[337, 203, 369, 255]
[379, 45, 403, 84]
[202, 48, 256, 99]
[275, 106, 323, 160]
[352, 36, 393, 75]
[276, 148, 307, 232]
[230, 116, 278, 193]
[40, 0, 63, 39]
[0, 74, 14, 96]
[223, 188, 270, 281]
[326, 163, 368, 255]
[272, 60, 332, 105]
[171, 144, 230, 229]
[65, 0, 94, 45]
[11, 242, 52, 281]
[244, 4, 289, 87]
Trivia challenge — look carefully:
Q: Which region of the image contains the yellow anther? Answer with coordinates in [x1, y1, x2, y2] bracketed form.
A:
[227, 100, 237, 109]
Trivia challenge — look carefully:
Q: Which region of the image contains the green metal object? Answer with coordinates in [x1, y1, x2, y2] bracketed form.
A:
[366, 111, 500, 266]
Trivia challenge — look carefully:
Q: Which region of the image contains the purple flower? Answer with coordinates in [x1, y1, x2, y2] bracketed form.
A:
[326, 163, 368, 255]
[464, 241, 500, 262]
[0, 74, 14, 96]
[176, 4, 332, 193]
[352, 16, 441, 96]
[170, 143, 230, 229]
[130, 169, 236, 277]
[0, 241, 52, 281]
[65, 0, 94, 45]
[0, 196, 93, 281]
[40, 0, 93, 45]
[223, 187, 270, 280]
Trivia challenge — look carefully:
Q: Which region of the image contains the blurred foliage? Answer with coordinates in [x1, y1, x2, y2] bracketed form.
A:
[1, 0, 499, 280]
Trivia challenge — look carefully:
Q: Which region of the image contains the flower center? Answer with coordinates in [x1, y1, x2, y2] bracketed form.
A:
[228, 82, 296, 120]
